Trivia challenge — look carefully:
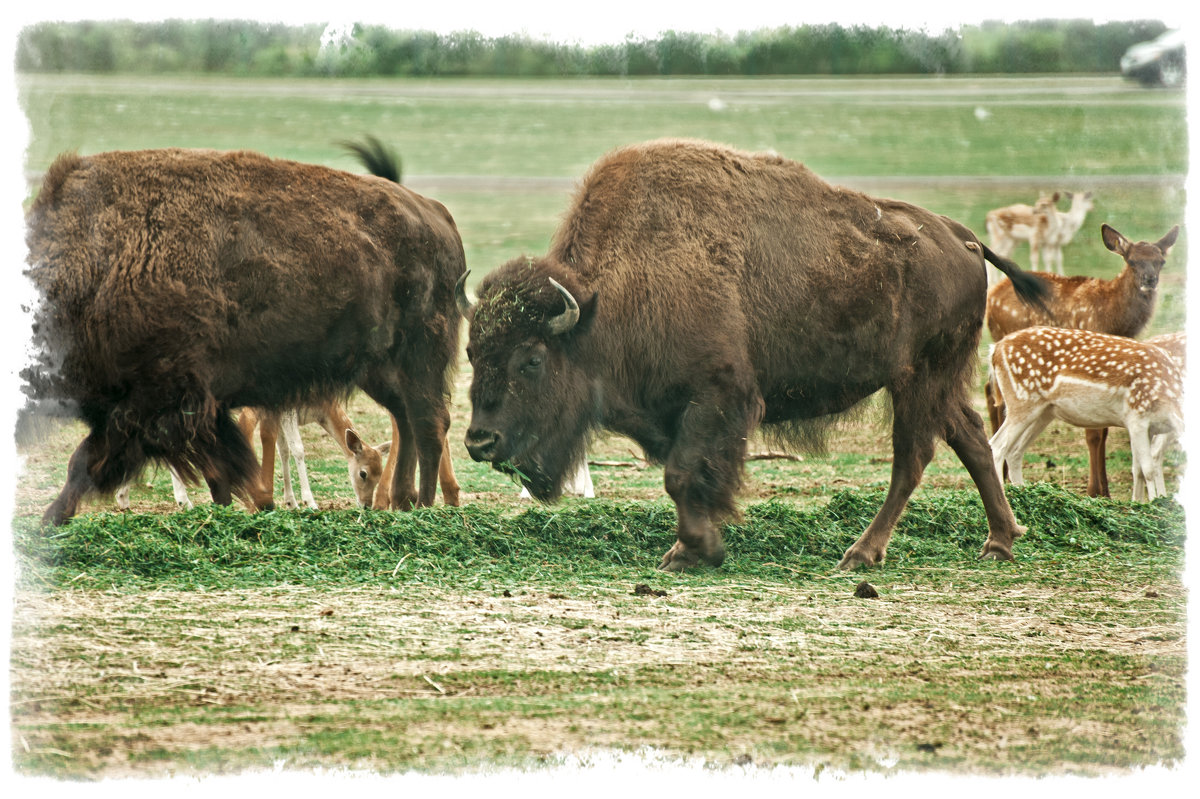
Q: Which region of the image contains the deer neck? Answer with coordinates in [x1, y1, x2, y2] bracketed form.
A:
[1104, 266, 1157, 338]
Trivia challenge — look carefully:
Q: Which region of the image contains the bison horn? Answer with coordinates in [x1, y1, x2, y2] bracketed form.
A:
[546, 278, 580, 336]
[455, 270, 474, 317]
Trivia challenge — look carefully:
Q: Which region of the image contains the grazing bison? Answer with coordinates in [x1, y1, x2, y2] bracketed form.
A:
[23, 142, 463, 525]
[459, 138, 1047, 571]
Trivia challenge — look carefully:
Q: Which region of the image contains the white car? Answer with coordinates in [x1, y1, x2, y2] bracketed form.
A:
[1121, 29, 1186, 88]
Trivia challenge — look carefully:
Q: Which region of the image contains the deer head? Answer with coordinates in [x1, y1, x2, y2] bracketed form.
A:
[1101, 224, 1179, 294]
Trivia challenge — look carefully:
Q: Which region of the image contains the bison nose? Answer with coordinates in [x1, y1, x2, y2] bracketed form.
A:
[465, 428, 501, 462]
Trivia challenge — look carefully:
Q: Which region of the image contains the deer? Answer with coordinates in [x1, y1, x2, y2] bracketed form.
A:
[239, 401, 462, 511]
[1145, 331, 1186, 370]
[985, 191, 1062, 283]
[1040, 191, 1095, 275]
[237, 403, 389, 510]
[985, 223, 1180, 497]
[989, 326, 1183, 502]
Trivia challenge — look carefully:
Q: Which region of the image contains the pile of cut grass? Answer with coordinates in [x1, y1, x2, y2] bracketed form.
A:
[13, 484, 1184, 591]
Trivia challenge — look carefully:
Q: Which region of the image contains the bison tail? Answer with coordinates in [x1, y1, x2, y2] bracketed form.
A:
[342, 136, 402, 184]
[980, 243, 1050, 313]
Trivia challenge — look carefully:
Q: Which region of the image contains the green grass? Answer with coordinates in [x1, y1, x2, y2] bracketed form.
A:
[14, 484, 1185, 590]
[18, 74, 1188, 180]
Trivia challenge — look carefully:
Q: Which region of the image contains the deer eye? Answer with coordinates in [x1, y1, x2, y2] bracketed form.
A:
[359, 470, 368, 481]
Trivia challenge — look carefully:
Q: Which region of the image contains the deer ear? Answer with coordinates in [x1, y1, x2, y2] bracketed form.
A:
[376, 441, 391, 455]
[1156, 225, 1180, 255]
[345, 428, 364, 454]
[1101, 224, 1130, 256]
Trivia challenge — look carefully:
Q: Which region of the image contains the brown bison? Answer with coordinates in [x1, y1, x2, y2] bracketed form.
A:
[459, 138, 1047, 571]
[23, 141, 462, 525]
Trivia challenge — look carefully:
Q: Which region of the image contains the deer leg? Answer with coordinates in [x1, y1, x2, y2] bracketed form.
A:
[235, 408, 273, 510]
[438, 437, 461, 506]
[115, 482, 132, 510]
[1085, 427, 1109, 498]
[275, 417, 297, 509]
[256, 412, 280, 507]
[279, 410, 316, 509]
[564, 459, 594, 498]
[1149, 433, 1171, 499]
[372, 414, 401, 509]
[1127, 421, 1156, 502]
[990, 407, 1053, 488]
[169, 467, 193, 509]
[942, 399, 1027, 560]
[984, 377, 1012, 482]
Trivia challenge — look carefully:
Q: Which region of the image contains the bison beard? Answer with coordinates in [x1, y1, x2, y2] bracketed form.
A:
[463, 138, 1047, 571]
[23, 145, 463, 525]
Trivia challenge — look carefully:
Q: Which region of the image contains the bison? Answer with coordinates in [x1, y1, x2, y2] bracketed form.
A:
[23, 141, 463, 525]
[458, 138, 1047, 571]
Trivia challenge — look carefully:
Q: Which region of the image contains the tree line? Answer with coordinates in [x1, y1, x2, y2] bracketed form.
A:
[15, 18, 1172, 77]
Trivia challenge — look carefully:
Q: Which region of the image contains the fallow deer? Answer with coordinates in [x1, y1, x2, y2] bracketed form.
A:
[1040, 191, 1094, 275]
[1145, 331, 1186, 371]
[989, 327, 1183, 501]
[238, 401, 405, 510]
[985, 223, 1180, 497]
[985, 191, 1062, 282]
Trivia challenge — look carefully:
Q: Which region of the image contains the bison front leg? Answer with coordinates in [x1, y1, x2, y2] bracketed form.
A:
[43, 436, 96, 526]
[657, 389, 759, 572]
[660, 466, 727, 571]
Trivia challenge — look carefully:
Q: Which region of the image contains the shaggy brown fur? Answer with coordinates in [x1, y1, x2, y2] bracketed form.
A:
[24, 145, 463, 525]
[461, 138, 1047, 571]
[984, 223, 1179, 498]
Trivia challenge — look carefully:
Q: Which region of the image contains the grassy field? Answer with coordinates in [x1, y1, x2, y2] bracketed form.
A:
[8, 74, 1191, 783]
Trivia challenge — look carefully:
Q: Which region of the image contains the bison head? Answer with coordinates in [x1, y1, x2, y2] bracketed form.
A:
[460, 258, 599, 500]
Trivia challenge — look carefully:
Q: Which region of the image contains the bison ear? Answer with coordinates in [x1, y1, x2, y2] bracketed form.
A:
[571, 291, 600, 338]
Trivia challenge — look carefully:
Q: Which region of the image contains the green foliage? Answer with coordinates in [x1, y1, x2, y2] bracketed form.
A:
[15, 19, 1174, 77]
[15, 485, 1184, 591]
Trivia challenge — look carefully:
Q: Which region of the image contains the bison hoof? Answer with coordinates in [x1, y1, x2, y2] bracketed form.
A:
[658, 541, 701, 572]
[836, 548, 884, 570]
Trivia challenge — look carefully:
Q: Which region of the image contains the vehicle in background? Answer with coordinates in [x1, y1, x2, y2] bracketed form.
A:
[1120, 29, 1186, 88]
